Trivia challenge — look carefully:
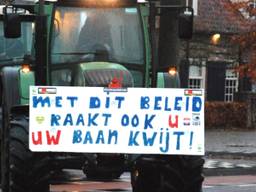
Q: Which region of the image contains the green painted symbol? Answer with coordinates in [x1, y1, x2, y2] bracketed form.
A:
[36, 116, 45, 124]
[197, 145, 202, 152]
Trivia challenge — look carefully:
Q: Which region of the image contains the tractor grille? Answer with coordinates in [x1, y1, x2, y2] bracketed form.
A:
[83, 69, 134, 87]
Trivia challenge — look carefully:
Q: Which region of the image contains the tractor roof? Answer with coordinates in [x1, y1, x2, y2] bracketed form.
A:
[8, 0, 141, 5]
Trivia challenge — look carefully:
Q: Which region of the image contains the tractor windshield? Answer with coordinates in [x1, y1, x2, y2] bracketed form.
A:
[51, 6, 145, 66]
[0, 22, 33, 63]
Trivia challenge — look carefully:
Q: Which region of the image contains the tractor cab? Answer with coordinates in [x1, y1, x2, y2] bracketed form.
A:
[0, 6, 34, 65]
[50, 0, 146, 87]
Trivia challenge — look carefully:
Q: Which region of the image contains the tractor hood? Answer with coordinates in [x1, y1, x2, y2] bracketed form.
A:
[74, 62, 134, 88]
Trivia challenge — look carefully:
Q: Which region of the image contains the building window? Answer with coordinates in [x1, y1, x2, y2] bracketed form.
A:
[224, 69, 239, 102]
[189, 78, 202, 89]
[252, 83, 256, 93]
[188, 59, 206, 90]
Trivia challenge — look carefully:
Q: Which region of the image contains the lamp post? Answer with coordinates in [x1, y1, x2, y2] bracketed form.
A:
[35, 0, 48, 85]
[159, 0, 191, 88]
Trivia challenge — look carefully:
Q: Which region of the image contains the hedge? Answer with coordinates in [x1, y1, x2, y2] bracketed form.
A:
[205, 102, 247, 129]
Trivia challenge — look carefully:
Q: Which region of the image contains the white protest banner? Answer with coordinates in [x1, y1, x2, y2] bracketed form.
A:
[29, 86, 204, 155]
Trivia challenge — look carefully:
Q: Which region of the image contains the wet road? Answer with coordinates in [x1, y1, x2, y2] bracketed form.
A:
[51, 170, 131, 192]
[50, 170, 256, 192]
[204, 175, 256, 192]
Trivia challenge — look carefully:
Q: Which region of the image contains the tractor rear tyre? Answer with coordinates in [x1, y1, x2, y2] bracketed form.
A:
[1, 113, 51, 192]
[182, 156, 205, 192]
[131, 155, 204, 192]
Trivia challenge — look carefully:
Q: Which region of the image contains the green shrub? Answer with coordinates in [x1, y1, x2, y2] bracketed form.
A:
[205, 102, 247, 129]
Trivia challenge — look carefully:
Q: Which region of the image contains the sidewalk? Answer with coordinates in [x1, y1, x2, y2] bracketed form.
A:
[205, 129, 256, 158]
[204, 129, 256, 175]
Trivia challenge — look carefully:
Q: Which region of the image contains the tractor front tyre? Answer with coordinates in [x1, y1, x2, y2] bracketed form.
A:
[131, 156, 204, 192]
[2, 114, 51, 192]
[182, 156, 205, 192]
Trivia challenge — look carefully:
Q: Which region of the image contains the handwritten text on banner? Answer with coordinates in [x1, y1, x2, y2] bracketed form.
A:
[29, 86, 205, 155]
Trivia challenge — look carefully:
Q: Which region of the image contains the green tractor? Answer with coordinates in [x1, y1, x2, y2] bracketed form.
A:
[0, 0, 204, 191]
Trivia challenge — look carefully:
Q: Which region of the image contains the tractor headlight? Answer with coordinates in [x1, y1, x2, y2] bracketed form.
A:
[21, 64, 31, 73]
[168, 67, 177, 76]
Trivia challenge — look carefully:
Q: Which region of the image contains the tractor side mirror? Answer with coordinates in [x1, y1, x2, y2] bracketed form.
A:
[3, 7, 21, 38]
[178, 8, 193, 39]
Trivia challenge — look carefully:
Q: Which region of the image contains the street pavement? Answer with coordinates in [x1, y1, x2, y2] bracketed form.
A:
[204, 129, 256, 175]
[205, 129, 256, 158]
